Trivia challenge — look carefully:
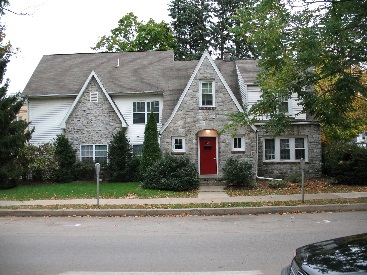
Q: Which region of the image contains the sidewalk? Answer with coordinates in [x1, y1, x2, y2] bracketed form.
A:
[0, 186, 366, 217]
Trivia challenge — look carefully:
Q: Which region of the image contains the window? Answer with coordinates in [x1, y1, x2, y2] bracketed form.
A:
[133, 101, 159, 124]
[81, 144, 107, 163]
[265, 139, 275, 160]
[232, 136, 245, 151]
[90, 92, 98, 102]
[172, 137, 185, 153]
[264, 137, 307, 161]
[133, 144, 143, 156]
[200, 81, 215, 107]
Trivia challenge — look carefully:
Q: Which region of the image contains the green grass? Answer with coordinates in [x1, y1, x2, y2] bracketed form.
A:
[0, 182, 198, 201]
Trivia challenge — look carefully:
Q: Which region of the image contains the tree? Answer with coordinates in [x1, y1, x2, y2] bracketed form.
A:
[228, 0, 367, 138]
[107, 128, 138, 182]
[53, 134, 76, 182]
[0, 0, 32, 189]
[92, 12, 176, 52]
[169, 0, 212, 60]
[140, 112, 161, 175]
[211, 0, 257, 60]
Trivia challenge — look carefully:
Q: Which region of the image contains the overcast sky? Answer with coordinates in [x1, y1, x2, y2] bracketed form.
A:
[3, 0, 171, 95]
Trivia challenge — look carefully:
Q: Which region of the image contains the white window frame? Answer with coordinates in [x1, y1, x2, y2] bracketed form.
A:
[199, 81, 215, 107]
[263, 137, 307, 162]
[172, 137, 186, 153]
[80, 144, 108, 163]
[133, 101, 160, 124]
[232, 135, 245, 151]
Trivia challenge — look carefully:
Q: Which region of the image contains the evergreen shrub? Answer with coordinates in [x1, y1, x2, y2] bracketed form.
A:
[73, 161, 95, 181]
[142, 155, 199, 191]
[222, 157, 254, 187]
[53, 135, 76, 183]
[323, 143, 367, 185]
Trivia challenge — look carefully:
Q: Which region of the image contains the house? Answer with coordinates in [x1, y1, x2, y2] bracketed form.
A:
[22, 50, 322, 179]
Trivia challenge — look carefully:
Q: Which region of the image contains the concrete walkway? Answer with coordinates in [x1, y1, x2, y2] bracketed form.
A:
[0, 187, 366, 217]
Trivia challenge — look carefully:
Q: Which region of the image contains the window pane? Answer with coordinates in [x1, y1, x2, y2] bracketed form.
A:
[295, 138, 304, 148]
[133, 145, 143, 156]
[174, 138, 183, 150]
[81, 145, 93, 157]
[133, 113, 145, 124]
[234, 138, 242, 149]
[202, 82, 212, 94]
[148, 101, 159, 113]
[202, 94, 213, 106]
[95, 145, 107, 156]
[265, 139, 275, 160]
[133, 102, 145, 112]
[280, 139, 290, 160]
[295, 149, 305, 160]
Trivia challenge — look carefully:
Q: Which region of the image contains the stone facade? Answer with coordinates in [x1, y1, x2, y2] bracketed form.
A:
[160, 57, 257, 176]
[65, 77, 122, 159]
[257, 123, 322, 179]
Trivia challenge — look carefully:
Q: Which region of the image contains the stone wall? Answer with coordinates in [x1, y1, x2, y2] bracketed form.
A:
[160, 58, 257, 176]
[257, 123, 322, 179]
[65, 77, 122, 159]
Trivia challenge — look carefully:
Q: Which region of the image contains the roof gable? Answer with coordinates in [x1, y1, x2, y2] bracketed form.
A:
[61, 71, 127, 129]
[160, 51, 244, 134]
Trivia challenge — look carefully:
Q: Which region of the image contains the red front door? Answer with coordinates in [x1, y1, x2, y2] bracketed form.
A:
[199, 137, 217, 175]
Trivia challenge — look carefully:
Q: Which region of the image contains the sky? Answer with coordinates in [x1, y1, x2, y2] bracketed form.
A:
[3, 0, 171, 95]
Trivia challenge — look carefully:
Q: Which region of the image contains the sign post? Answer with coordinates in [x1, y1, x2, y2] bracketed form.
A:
[95, 163, 100, 207]
[300, 158, 305, 203]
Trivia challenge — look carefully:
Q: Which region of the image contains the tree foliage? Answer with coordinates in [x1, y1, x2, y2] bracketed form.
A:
[92, 12, 176, 52]
[108, 128, 139, 182]
[169, 0, 257, 60]
[227, 0, 367, 139]
[0, 0, 33, 189]
[53, 134, 76, 182]
[140, 112, 161, 175]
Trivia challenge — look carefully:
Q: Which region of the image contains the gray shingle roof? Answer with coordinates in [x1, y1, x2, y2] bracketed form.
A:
[22, 51, 260, 122]
[23, 50, 198, 97]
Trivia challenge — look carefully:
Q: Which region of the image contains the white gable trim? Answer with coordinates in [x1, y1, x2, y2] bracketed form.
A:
[160, 51, 244, 134]
[61, 71, 128, 129]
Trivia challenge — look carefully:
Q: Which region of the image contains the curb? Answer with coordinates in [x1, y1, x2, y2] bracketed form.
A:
[0, 203, 366, 217]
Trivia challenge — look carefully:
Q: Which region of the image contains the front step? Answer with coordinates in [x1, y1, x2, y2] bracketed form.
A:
[199, 175, 225, 186]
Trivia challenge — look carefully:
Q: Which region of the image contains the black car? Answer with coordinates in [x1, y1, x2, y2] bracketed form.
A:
[281, 233, 367, 275]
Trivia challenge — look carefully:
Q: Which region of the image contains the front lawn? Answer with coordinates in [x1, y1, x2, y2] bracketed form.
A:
[0, 182, 197, 201]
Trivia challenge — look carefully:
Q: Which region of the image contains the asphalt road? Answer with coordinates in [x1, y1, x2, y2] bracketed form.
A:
[0, 211, 366, 275]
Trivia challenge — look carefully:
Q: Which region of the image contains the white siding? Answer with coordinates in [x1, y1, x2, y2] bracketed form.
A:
[112, 94, 163, 145]
[247, 88, 306, 120]
[28, 97, 75, 145]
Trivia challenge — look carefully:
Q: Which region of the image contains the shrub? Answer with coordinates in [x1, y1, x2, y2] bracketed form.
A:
[29, 143, 59, 181]
[142, 155, 199, 191]
[323, 143, 367, 185]
[140, 112, 161, 174]
[73, 161, 95, 181]
[108, 128, 137, 182]
[222, 157, 254, 187]
[266, 180, 289, 189]
[286, 172, 302, 184]
[53, 135, 76, 182]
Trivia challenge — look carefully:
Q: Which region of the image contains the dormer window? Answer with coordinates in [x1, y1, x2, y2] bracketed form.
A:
[200, 81, 215, 107]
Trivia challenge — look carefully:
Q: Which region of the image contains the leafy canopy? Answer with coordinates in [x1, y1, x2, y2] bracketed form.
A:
[92, 12, 176, 52]
[229, 0, 367, 139]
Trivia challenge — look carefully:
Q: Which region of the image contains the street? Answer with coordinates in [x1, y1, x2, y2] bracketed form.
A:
[0, 211, 366, 275]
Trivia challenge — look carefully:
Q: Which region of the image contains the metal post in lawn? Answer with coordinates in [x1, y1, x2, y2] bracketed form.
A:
[300, 158, 305, 203]
[95, 163, 100, 207]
